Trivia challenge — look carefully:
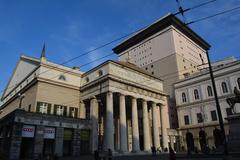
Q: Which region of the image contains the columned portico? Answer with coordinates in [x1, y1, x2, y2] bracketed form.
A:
[79, 60, 170, 154]
[104, 91, 114, 151]
[131, 96, 140, 152]
[142, 99, 151, 151]
[152, 102, 160, 149]
[119, 93, 128, 152]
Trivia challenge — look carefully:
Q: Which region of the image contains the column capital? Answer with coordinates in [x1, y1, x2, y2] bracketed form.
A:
[90, 96, 97, 100]
[80, 100, 84, 104]
[118, 92, 125, 96]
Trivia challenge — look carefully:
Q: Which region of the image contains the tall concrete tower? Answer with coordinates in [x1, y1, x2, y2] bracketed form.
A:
[113, 14, 210, 129]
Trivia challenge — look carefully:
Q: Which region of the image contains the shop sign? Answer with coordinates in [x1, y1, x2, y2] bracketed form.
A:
[44, 127, 55, 139]
[22, 125, 35, 138]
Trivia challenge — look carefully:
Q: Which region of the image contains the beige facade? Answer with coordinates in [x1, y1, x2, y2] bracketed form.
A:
[0, 53, 170, 153]
[113, 14, 210, 130]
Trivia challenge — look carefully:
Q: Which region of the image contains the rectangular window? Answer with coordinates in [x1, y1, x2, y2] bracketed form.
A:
[211, 110, 217, 121]
[184, 115, 190, 125]
[36, 102, 51, 114]
[69, 107, 78, 118]
[226, 108, 233, 116]
[197, 113, 203, 123]
[54, 105, 67, 116]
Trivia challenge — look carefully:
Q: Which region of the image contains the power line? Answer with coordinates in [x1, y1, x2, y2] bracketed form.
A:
[174, 0, 217, 16]
[0, 1, 217, 95]
[1, 2, 237, 96]
[187, 5, 240, 25]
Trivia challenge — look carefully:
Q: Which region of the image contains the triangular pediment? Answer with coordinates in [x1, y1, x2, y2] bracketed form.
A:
[1, 55, 40, 100]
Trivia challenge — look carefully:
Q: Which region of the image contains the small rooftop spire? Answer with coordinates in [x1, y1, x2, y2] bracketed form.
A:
[41, 43, 46, 58]
[40, 43, 47, 63]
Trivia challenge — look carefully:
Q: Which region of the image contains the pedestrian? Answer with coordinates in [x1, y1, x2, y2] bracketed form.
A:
[169, 147, 176, 160]
[108, 149, 112, 160]
[151, 146, 156, 156]
[94, 150, 99, 160]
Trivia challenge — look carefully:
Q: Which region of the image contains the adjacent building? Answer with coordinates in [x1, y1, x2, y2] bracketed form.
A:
[174, 57, 240, 152]
[0, 50, 169, 159]
[113, 14, 211, 131]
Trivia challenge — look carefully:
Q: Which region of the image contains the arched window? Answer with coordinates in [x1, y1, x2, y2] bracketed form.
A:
[182, 92, 187, 103]
[221, 82, 228, 93]
[194, 89, 200, 100]
[207, 86, 213, 97]
[237, 78, 240, 89]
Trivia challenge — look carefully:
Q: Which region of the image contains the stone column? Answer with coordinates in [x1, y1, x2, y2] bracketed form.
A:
[119, 93, 128, 152]
[152, 102, 160, 149]
[160, 104, 169, 150]
[79, 101, 86, 119]
[131, 97, 140, 152]
[90, 97, 99, 152]
[9, 123, 22, 160]
[33, 125, 44, 158]
[104, 91, 114, 151]
[55, 127, 64, 157]
[142, 99, 151, 152]
[72, 129, 81, 156]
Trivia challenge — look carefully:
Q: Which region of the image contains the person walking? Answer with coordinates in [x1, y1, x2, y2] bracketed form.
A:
[169, 147, 176, 160]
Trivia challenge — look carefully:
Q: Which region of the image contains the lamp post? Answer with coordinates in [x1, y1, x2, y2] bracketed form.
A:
[206, 51, 228, 155]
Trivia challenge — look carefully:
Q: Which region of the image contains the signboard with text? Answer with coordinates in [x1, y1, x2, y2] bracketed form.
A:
[22, 125, 35, 138]
[44, 127, 55, 139]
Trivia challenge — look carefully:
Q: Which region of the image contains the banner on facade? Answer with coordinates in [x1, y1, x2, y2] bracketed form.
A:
[22, 125, 35, 138]
[44, 127, 55, 139]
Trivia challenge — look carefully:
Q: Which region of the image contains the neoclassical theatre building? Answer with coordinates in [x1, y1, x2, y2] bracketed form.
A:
[0, 51, 170, 159]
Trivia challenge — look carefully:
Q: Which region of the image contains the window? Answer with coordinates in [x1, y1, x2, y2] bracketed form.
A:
[237, 78, 240, 89]
[182, 92, 187, 103]
[207, 86, 213, 97]
[28, 104, 31, 112]
[197, 113, 203, 123]
[36, 102, 51, 114]
[59, 75, 66, 81]
[184, 115, 190, 125]
[194, 89, 200, 100]
[222, 82, 228, 93]
[183, 73, 190, 78]
[226, 108, 233, 116]
[85, 77, 89, 83]
[69, 107, 78, 118]
[98, 70, 103, 76]
[211, 110, 217, 121]
[54, 105, 67, 116]
[152, 72, 154, 75]
[151, 65, 153, 68]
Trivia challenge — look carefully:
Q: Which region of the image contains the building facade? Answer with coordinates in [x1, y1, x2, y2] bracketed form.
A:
[113, 14, 211, 130]
[0, 51, 169, 159]
[174, 57, 240, 152]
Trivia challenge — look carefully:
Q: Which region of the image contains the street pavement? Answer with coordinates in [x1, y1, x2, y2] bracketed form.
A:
[60, 153, 240, 160]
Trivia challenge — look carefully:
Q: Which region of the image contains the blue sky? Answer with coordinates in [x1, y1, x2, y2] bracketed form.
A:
[0, 0, 240, 94]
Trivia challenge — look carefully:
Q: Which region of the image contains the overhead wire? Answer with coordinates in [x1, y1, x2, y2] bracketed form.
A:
[187, 5, 240, 25]
[1, 1, 238, 97]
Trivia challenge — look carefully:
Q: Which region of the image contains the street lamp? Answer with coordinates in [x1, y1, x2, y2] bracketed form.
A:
[18, 93, 25, 109]
[206, 51, 228, 155]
